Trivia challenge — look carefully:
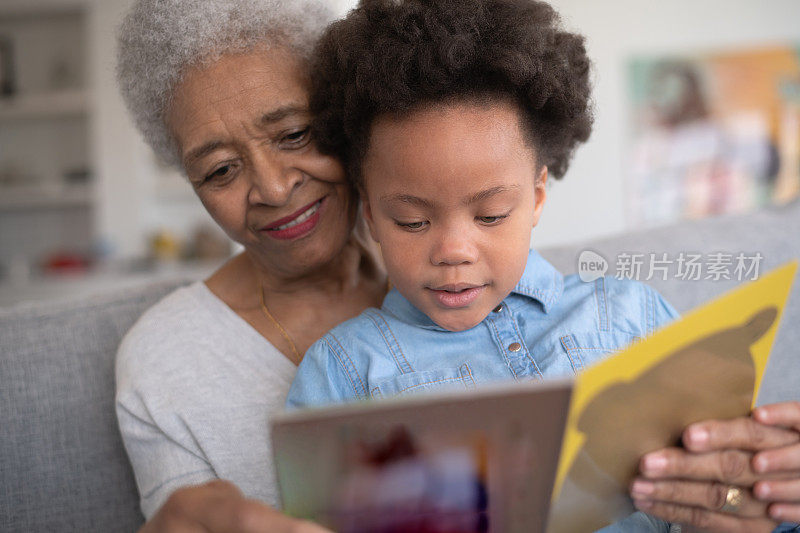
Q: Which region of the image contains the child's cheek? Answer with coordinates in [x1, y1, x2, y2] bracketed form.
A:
[383, 247, 416, 287]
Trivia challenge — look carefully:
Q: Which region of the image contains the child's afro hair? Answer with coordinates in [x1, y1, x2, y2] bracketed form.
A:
[310, 0, 594, 188]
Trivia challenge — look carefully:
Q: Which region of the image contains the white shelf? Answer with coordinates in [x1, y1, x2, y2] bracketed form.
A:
[0, 184, 92, 210]
[0, 89, 88, 120]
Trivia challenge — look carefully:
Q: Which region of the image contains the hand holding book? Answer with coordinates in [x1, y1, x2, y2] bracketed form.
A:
[628, 404, 800, 531]
[547, 262, 799, 533]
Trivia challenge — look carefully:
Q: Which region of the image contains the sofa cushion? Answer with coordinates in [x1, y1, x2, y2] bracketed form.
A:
[0, 279, 188, 533]
[539, 199, 800, 406]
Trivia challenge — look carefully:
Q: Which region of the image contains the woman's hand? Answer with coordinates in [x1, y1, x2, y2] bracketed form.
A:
[139, 480, 332, 533]
[628, 404, 800, 532]
[752, 402, 800, 523]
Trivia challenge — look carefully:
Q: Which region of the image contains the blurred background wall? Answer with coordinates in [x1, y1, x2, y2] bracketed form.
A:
[0, 0, 798, 305]
[538, 0, 800, 248]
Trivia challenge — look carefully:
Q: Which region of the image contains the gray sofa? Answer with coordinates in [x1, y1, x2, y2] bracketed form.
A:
[2, 200, 799, 532]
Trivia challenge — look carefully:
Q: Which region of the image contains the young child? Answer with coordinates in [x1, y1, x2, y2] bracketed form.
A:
[286, 1, 678, 530]
[285, 0, 678, 410]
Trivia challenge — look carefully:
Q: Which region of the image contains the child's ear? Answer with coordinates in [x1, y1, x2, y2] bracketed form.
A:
[531, 166, 548, 228]
[361, 190, 381, 243]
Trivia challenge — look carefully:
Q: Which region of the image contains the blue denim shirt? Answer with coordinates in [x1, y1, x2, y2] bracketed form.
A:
[286, 249, 681, 531]
[286, 248, 679, 407]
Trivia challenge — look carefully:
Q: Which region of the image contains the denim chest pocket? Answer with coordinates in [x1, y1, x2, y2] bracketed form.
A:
[558, 331, 641, 374]
[371, 363, 477, 399]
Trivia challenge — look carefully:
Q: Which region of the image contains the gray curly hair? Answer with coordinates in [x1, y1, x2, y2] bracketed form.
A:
[116, 0, 336, 168]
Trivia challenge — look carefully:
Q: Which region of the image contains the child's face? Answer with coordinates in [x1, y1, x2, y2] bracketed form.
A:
[362, 101, 547, 332]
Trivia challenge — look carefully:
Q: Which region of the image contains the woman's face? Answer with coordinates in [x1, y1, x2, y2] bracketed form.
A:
[166, 49, 354, 280]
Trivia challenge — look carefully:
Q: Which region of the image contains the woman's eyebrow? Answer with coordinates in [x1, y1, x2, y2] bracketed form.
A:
[184, 140, 224, 167]
[259, 105, 308, 125]
[465, 185, 520, 205]
[183, 105, 309, 166]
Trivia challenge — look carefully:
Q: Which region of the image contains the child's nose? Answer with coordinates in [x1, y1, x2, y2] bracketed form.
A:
[430, 229, 478, 266]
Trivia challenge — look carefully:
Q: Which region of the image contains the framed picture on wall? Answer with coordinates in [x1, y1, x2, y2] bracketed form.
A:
[627, 45, 800, 227]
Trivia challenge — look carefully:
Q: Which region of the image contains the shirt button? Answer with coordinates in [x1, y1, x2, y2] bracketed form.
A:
[508, 342, 522, 352]
[493, 304, 504, 313]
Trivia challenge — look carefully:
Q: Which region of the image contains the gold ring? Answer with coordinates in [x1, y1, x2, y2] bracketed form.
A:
[720, 486, 743, 513]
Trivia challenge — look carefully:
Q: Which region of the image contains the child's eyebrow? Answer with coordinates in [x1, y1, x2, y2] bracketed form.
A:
[380, 194, 435, 209]
[465, 185, 520, 205]
[380, 185, 520, 209]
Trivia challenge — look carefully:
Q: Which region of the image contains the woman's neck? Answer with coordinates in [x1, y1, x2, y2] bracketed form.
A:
[205, 219, 387, 361]
[207, 217, 386, 311]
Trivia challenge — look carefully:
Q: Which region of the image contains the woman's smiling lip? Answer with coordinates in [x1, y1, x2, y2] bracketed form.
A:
[426, 284, 486, 308]
[259, 196, 326, 241]
[261, 197, 325, 230]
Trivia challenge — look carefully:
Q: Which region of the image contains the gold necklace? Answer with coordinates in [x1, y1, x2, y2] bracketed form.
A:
[258, 277, 391, 364]
[259, 285, 301, 363]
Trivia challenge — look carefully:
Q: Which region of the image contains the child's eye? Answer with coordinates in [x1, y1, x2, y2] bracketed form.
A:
[395, 220, 428, 231]
[477, 215, 509, 225]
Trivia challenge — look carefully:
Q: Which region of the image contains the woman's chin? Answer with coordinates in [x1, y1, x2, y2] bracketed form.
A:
[250, 228, 351, 276]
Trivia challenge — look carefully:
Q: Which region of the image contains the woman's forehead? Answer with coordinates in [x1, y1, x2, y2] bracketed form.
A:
[166, 51, 311, 155]
[172, 51, 309, 110]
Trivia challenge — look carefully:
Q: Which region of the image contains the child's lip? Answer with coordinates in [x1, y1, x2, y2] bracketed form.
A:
[426, 284, 486, 308]
[429, 283, 484, 292]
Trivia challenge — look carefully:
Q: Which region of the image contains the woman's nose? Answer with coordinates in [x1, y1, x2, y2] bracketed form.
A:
[430, 227, 478, 266]
[247, 153, 304, 206]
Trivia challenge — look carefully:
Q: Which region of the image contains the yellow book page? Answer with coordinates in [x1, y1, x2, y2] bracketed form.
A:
[547, 261, 797, 533]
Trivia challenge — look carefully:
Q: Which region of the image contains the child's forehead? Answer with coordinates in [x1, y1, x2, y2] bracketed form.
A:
[368, 101, 533, 157]
[374, 97, 524, 131]
[363, 101, 539, 189]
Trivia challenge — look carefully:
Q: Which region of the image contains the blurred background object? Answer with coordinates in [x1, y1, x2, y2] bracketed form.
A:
[0, 34, 15, 95]
[0, 0, 799, 306]
[629, 46, 800, 227]
[0, 0, 241, 306]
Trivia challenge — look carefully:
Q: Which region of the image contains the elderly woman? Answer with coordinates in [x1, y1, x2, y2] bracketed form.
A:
[115, 0, 800, 532]
[115, 0, 385, 530]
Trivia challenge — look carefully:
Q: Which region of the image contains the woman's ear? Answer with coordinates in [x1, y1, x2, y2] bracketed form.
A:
[361, 190, 381, 243]
[531, 166, 548, 228]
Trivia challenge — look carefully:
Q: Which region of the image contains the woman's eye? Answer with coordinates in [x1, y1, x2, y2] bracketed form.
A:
[477, 215, 508, 225]
[280, 127, 311, 148]
[202, 164, 236, 184]
[396, 221, 428, 231]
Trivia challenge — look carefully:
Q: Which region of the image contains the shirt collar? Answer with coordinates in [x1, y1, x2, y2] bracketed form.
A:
[381, 248, 564, 330]
[513, 248, 564, 313]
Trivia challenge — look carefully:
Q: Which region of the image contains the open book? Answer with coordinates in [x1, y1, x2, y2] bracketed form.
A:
[271, 261, 797, 533]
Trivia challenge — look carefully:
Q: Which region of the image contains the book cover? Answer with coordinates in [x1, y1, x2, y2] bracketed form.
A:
[548, 261, 798, 532]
